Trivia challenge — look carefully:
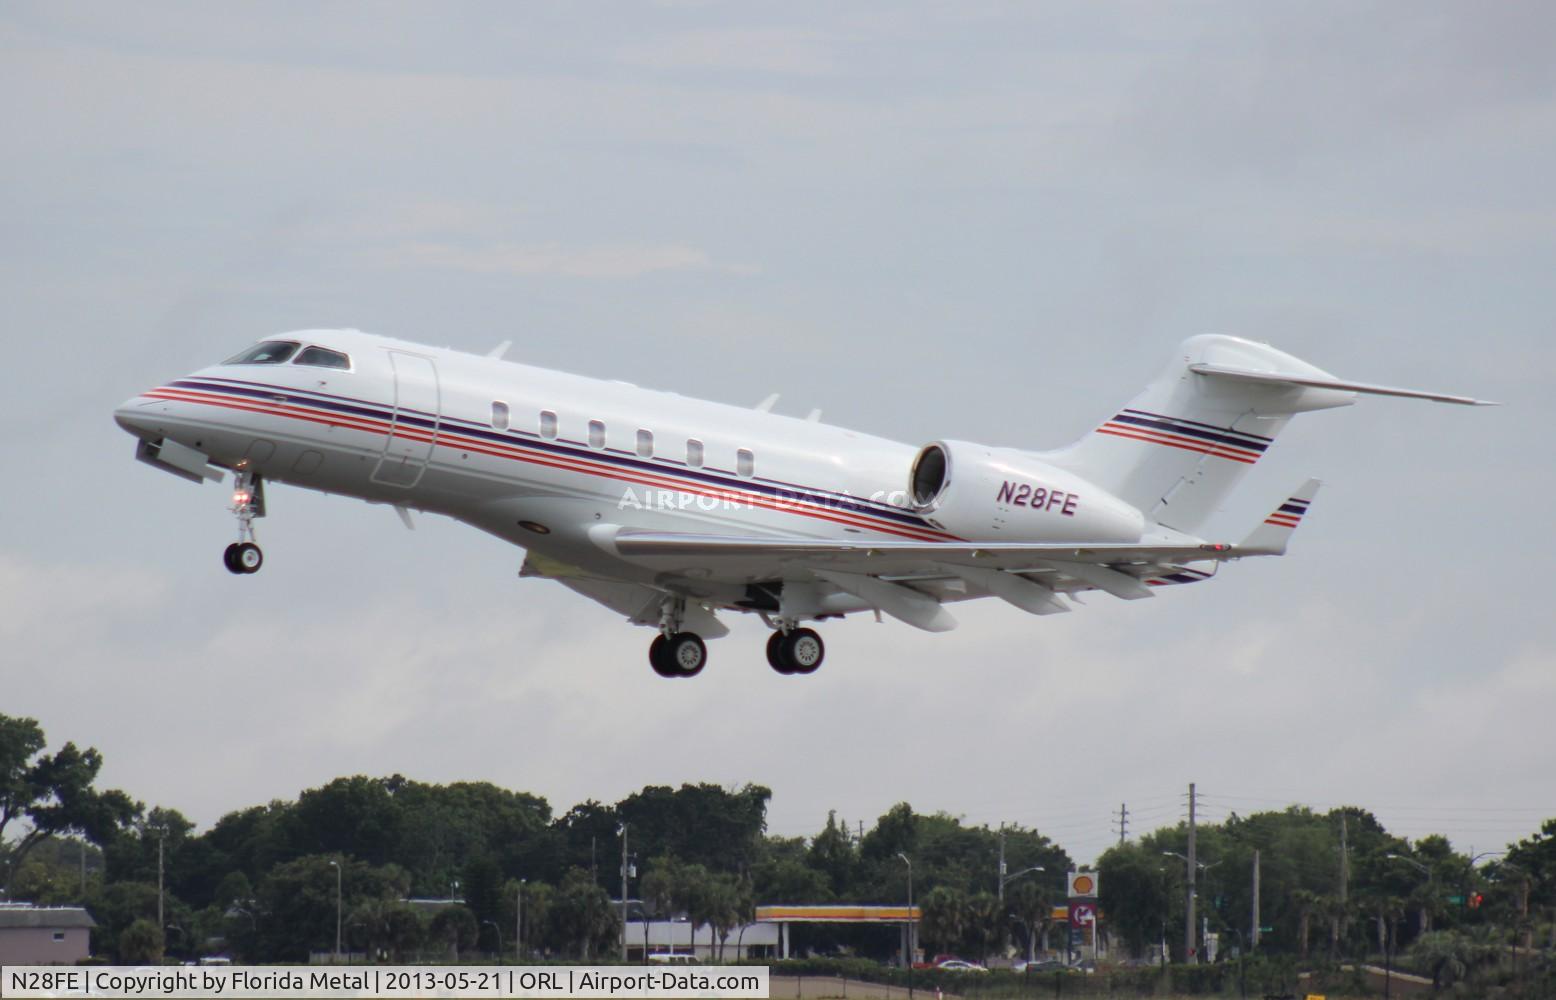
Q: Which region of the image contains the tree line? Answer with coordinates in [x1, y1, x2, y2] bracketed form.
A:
[1, 712, 1550, 983]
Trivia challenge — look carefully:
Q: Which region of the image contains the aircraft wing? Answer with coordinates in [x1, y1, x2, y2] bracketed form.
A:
[597, 530, 1258, 629]
[606, 531, 1241, 570]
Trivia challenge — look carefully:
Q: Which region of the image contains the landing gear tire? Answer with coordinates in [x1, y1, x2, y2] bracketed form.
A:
[650, 632, 706, 678]
[234, 542, 263, 574]
[765, 631, 794, 674]
[767, 628, 824, 675]
[224, 542, 263, 574]
[649, 636, 676, 678]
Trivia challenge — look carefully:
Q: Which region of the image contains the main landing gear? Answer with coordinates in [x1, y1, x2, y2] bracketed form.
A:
[767, 627, 824, 675]
[645, 598, 825, 679]
[223, 469, 265, 575]
[649, 596, 708, 678]
[649, 632, 707, 678]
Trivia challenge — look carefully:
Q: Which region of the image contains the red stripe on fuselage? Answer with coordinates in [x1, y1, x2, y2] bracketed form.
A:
[142, 387, 955, 543]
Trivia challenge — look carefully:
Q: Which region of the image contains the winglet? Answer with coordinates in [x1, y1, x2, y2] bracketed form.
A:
[1239, 479, 1321, 555]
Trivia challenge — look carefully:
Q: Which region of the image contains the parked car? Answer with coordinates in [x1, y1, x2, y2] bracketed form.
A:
[1013, 959, 1064, 974]
[935, 959, 990, 973]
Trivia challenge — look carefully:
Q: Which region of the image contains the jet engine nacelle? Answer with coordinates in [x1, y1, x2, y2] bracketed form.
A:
[908, 440, 1145, 543]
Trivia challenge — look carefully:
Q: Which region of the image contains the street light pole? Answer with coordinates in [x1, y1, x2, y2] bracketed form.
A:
[328, 860, 341, 962]
[156, 829, 165, 939]
[898, 853, 914, 1000]
[516, 879, 525, 962]
[620, 824, 630, 963]
[1163, 851, 1217, 965]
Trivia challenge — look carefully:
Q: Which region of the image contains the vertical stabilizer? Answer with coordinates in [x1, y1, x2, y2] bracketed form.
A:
[1044, 335, 1356, 534]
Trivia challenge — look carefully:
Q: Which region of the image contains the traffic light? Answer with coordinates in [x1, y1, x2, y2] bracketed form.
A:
[1469, 893, 1484, 909]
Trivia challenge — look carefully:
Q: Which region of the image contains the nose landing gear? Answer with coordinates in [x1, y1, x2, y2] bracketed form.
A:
[223, 470, 265, 575]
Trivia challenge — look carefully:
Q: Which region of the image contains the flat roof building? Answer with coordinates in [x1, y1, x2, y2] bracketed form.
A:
[0, 903, 96, 965]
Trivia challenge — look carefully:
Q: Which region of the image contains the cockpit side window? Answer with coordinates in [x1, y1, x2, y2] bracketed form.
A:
[293, 346, 352, 370]
[224, 341, 300, 365]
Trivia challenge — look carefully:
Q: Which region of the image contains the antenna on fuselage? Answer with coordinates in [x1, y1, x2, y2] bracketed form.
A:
[487, 340, 512, 359]
[754, 393, 780, 412]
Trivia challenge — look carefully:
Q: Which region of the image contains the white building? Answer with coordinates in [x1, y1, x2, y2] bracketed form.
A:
[0, 904, 95, 965]
[622, 917, 779, 962]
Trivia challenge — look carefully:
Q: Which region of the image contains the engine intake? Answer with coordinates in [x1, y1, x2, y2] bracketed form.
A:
[907, 440, 1143, 543]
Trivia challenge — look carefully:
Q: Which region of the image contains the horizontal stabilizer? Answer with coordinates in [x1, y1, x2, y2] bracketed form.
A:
[1189, 363, 1497, 406]
[1240, 479, 1321, 555]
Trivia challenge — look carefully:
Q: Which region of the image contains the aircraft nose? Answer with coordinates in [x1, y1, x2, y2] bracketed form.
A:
[114, 395, 157, 438]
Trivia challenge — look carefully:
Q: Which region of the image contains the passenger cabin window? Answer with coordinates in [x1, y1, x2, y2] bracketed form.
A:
[293, 346, 351, 369]
[539, 410, 558, 439]
[491, 401, 510, 431]
[686, 439, 704, 467]
[588, 420, 606, 449]
[737, 448, 755, 478]
[224, 341, 299, 365]
[636, 429, 654, 458]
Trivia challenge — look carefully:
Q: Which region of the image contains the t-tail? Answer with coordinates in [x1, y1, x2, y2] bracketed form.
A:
[1044, 334, 1494, 535]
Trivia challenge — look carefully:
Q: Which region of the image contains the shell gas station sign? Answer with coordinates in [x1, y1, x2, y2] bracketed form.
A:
[1066, 871, 1099, 953]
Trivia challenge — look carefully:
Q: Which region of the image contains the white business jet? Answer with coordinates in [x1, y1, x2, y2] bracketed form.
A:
[114, 331, 1490, 678]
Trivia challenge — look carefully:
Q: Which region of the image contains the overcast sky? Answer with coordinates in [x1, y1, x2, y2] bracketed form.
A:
[3, 2, 1552, 872]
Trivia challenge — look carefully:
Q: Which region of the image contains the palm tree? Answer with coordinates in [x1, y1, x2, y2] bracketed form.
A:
[964, 892, 1002, 964]
[920, 886, 967, 957]
[641, 859, 679, 957]
[675, 864, 716, 961]
[709, 875, 750, 962]
[348, 898, 393, 961]
[1007, 880, 1050, 962]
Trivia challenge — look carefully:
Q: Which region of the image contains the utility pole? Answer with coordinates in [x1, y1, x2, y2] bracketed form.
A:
[1116, 803, 1129, 846]
[998, 826, 1006, 907]
[620, 825, 630, 962]
[157, 831, 165, 935]
[1337, 815, 1349, 956]
[1251, 849, 1261, 952]
[328, 859, 342, 961]
[1186, 783, 1197, 964]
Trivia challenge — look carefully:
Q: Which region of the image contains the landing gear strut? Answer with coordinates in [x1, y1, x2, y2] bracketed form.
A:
[767, 626, 824, 675]
[224, 469, 264, 575]
[648, 595, 707, 678]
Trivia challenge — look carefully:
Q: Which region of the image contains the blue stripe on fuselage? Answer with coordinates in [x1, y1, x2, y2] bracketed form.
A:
[172, 377, 938, 531]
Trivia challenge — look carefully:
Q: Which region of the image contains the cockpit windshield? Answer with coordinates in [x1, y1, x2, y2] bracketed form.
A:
[224, 341, 300, 365]
[293, 346, 351, 369]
